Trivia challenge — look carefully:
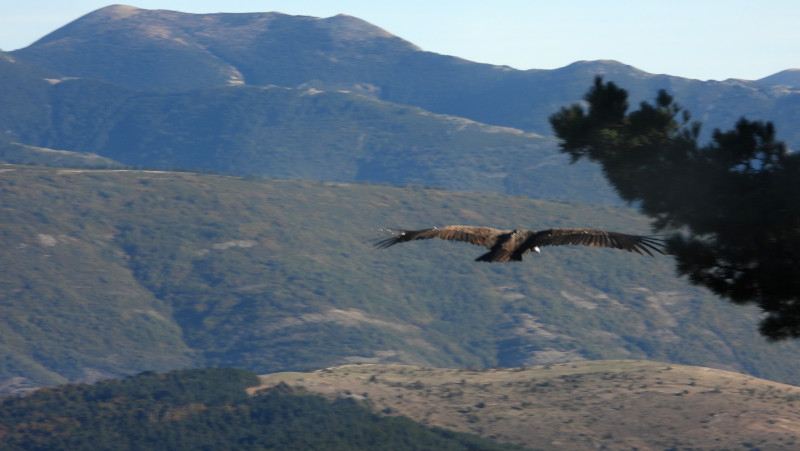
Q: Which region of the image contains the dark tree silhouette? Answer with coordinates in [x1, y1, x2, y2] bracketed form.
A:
[550, 76, 800, 340]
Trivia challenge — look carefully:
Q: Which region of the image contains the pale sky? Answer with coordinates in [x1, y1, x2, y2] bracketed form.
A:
[1, 1, 798, 81]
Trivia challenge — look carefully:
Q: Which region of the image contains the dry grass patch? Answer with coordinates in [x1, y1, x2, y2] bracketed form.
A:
[255, 360, 800, 450]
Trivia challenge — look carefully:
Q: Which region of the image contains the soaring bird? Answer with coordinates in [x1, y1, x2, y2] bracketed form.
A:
[374, 225, 665, 262]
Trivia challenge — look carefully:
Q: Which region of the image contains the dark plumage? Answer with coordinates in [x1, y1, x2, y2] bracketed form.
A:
[374, 225, 665, 262]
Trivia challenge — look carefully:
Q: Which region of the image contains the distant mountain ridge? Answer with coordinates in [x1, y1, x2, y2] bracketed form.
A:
[2, 5, 797, 205]
[10, 5, 800, 144]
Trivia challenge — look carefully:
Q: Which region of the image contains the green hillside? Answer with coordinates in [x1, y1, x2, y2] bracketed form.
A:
[0, 56, 620, 204]
[3, 165, 800, 390]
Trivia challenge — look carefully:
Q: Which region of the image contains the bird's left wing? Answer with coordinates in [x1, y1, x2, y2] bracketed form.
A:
[522, 228, 666, 256]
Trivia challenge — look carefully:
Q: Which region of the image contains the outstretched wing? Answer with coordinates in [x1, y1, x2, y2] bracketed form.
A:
[520, 228, 666, 256]
[374, 226, 506, 250]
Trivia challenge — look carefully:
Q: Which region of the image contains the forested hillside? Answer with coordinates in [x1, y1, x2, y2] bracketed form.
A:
[4, 165, 800, 391]
[0, 51, 621, 204]
[0, 367, 518, 450]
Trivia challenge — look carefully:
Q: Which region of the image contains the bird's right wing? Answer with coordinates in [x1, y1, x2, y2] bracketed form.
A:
[374, 225, 504, 250]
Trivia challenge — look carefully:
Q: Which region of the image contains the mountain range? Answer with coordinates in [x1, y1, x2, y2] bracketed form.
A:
[2, 5, 800, 447]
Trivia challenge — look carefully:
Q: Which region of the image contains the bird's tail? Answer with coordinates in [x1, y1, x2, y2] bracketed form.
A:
[475, 249, 522, 262]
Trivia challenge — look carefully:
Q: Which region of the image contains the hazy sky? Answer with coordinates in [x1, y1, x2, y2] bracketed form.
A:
[1, 1, 797, 81]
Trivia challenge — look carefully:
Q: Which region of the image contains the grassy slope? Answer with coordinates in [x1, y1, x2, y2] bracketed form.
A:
[0, 139, 123, 168]
[257, 361, 800, 450]
[3, 164, 800, 390]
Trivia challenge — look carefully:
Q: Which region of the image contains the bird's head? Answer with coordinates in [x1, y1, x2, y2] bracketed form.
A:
[533, 246, 541, 254]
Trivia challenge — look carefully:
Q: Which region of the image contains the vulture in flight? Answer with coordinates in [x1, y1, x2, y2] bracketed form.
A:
[374, 226, 665, 262]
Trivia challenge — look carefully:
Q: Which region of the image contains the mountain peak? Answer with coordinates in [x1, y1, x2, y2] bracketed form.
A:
[318, 14, 407, 43]
[14, 6, 422, 91]
[556, 60, 651, 78]
[758, 68, 800, 88]
[96, 4, 144, 19]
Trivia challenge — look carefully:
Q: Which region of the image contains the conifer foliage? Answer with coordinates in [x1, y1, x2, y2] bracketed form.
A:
[550, 77, 800, 339]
